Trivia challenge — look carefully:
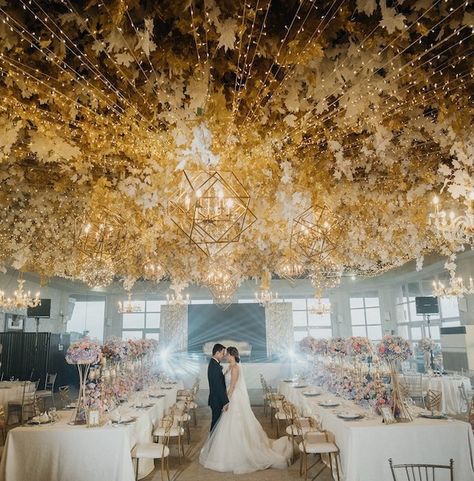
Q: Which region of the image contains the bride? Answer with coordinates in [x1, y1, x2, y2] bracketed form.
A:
[199, 346, 292, 474]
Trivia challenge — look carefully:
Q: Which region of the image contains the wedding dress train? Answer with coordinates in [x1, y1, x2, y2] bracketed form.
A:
[199, 364, 292, 474]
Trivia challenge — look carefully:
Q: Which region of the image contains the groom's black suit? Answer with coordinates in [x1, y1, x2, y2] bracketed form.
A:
[207, 357, 229, 431]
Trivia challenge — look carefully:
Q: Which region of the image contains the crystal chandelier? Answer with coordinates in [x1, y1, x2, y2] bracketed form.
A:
[118, 292, 141, 314]
[429, 193, 474, 248]
[275, 250, 306, 284]
[432, 275, 474, 298]
[291, 205, 345, 262]
[309, 262, 343, 291]
[309, 291, 331, 316]
[0, 279, 40, 311]
[77, 254, 115, 288]
[168, 170, 256, 256]
[203, 262, 240, 310]
[166, 280, 191, 306]
[255, 270, 278, 307]
[143, 262, 166, 282]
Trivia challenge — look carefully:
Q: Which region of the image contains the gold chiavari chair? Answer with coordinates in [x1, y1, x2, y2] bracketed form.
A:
[153, 409, 185, 463]
[268, 392, 285, 426]
[174, 400, 192, 444]
[133, 416, 171, 481]
[388, 458, 453, 481]
[7, 381, 38, 425]
[286, 406, 321, 461]
[295, 415, 340, 481]
[425, 389, 442, 414]
[0, 406, 6, 442]
[274, 400, 295, 437]
[58, 385, 72, 408]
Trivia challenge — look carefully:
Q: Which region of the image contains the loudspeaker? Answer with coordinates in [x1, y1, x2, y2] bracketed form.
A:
[415, 296, 439, 315]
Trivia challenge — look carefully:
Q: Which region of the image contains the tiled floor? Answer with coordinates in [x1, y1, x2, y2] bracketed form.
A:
[145, 405, 334, 481]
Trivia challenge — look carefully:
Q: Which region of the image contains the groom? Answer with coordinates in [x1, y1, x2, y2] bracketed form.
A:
[207, 343, 229, 431]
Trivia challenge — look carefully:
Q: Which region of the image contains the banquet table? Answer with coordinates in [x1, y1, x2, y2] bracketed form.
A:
[0, 382, 181, 481]
[280, 381, 474, 481]
[424, 375, 471, 415]
[0, 382, 32, 423]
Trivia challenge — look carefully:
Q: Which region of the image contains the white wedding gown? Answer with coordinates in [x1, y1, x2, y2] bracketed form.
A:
[199, 364, 292, 474]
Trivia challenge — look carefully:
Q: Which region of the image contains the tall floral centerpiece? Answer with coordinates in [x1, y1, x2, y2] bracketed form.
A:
[312, 338, 329, 357]
[299, 336, 316, 354]
[328, 337, 347, 380]
[418, 337, 436, 372]
[347, 336, 373, 381]
[66, 338, 102, 424]
[377, 335, 412, 421]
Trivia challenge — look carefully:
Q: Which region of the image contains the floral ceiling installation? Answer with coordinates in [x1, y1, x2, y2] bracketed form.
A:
[0, 0, 472, 286]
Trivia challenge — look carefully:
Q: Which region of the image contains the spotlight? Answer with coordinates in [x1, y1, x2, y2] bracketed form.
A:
[160, 349, 168, 361]
[288, 349, 295, 358]
[351, 275, 356, 281]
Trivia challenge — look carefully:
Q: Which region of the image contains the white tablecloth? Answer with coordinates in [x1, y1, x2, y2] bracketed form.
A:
[0, 382, 27, 412]
[424, 376, 471, 415]
[280, 382, 474, 481]
[0, 383, 180, 481]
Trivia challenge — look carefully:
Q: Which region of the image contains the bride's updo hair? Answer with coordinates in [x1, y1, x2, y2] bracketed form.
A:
[227, 346, 240, 363]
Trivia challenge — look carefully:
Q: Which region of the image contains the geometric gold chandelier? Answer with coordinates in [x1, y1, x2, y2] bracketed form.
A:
[168, 170, 256, 256]
[290, 204, 345, 262]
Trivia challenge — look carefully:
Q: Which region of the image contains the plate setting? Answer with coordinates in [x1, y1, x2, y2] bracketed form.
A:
[303, 391, 321, 397]
[294, 384, 308, 389]
[318, 401, 340, 408]
[337, 412, 364, 420]
[418, 411, 448, 420]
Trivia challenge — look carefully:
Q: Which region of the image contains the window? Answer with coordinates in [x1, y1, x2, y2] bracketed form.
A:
[68, 295, 105, 341]
[396, 281, 461, 345]
[121, 298, 166, 340]
[290, 298, 332, 341]
[350, 292, 382, 341]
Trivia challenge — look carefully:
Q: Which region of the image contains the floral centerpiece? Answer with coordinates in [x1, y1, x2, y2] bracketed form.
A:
[328, 337, 347, 357]
[418, 337, 436, 353]
[377, 335, 412, 363]
[377, 335, 412, 421]
[102, 337, 128, 363]
[347, 336, 373, 360]
[299, 336, 316, 354]
[65, 338, 102, 425]
[312, 338, 328, 355]
[66, 338, 102, 365]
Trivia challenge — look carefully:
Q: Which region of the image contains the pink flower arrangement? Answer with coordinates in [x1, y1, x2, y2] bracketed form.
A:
[66, 338, 102, 365]
[102, 337, 128, 363]
[328, 337, 347, 356]
[377, 335, 412, 362]
[347, 336, 373, 359]
[418, 337, 436, 353]
[127, 338, 159, 359]
[312, 338, 329, 355]
[299, 336, 316, 353]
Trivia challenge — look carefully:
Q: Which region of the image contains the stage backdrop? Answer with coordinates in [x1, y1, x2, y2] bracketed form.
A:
[187, 303, 267, 361]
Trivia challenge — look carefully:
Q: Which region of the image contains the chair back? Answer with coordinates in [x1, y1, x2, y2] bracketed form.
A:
[59, 385, 71, 406]
[402, 374, 423, 398]
[458, 384, 470, 415]
[425, 389, 442, 413]
[469, 396, 474, 430]
[388, 458, 453, 481]
[44, 373, 57, 391]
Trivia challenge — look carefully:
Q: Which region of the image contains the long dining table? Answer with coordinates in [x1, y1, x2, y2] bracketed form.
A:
[279, 381, 474, 481]
[0, 382, 181, 481]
